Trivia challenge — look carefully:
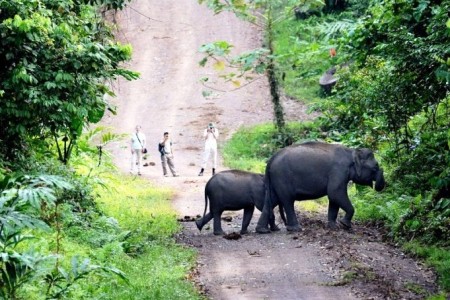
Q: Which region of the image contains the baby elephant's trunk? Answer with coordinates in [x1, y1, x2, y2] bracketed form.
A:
[196, 192, 209, 231]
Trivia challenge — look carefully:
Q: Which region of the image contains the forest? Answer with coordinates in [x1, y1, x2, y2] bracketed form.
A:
[0, 0, 449, 299]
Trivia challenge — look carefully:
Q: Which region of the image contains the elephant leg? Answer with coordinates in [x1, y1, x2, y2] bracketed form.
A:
[269, 212, 280, 231]
[339, 199, 354, 229]
[329, 190, 354, 229]
[240, 206, 254, 234]
[195, 212, 213, 231]
[284, 200, 300, 232]
[272, 187, 300, 232]
[256, 210, 271, 233]
[212, 211, 225, 235]
[327, 201, 339, 229]
[256, 192, 272, 234]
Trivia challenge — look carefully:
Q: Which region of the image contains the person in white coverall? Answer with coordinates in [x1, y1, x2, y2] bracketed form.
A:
[198, 122, 219, 176]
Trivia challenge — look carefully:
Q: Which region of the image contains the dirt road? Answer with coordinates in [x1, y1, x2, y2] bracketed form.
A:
[104, 1, 438, 299]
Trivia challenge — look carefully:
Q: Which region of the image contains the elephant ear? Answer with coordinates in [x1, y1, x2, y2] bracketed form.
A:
[352, 149, 362, 177]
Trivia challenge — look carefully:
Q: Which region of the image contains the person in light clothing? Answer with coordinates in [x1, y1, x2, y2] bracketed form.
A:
[159, 132, 179, 177]
[130, 125, 146, 175]
[198, 122, 219, 176]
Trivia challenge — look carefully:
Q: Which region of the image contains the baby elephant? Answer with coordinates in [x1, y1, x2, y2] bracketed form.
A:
[196, 170, 281, 235]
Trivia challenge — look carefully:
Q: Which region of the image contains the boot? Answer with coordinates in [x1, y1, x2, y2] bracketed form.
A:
[198, 168, 204, 176]
[212, 168, 216, 176]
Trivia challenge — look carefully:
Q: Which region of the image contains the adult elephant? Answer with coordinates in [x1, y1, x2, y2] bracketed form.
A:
[256, 141, 385, 233]
[196, 170, 284, 235]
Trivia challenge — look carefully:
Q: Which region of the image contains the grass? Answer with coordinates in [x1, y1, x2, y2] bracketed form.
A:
[403, 242, 450, 292]
[19, 173, 202, 299]
[222, 123, 278, 173]
[296, 199, 328, 213]
[92, 174, 202, 299]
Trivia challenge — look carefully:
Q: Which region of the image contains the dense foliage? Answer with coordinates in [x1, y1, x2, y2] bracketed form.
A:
[0, 0, 138, 163]
[266, 0, 450, 241]
[0, 0, 200, 297]
[321, 0, 450, 247]
[268, 0, 450, 291]
[329, 0, 450, 193]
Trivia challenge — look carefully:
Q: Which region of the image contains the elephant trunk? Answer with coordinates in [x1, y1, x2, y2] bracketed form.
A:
[374, 168, 386, 191]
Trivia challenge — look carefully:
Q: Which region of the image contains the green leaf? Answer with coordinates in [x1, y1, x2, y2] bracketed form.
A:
[88, 104, 106, 124]
[199, 57, 208, 67]
[413, 0, 429, 22]
[202, 90, 213, 97]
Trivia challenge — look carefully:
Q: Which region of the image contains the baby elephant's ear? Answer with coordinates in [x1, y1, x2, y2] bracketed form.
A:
[352, 149, 362, 177]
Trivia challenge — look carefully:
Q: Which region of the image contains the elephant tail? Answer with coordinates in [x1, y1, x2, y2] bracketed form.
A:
[265, 156, 279, 217]
[265, 157, 287, 226]
[195, 184, 210, 231]
[278, 203, 287, 225]
[203, 190, 209, 220]
[264, 156, 274, 210]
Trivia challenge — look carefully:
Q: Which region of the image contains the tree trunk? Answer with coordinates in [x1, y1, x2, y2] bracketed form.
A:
[266, 5, 287, 145]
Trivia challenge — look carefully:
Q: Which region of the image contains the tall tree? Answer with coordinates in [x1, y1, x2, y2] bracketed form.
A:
[0, 0, 138, 163]
[198, 0, 323, 145]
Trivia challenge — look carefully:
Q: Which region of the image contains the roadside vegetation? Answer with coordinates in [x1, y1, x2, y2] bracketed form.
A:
[0, 128, 200, 299]
[0, 129, 200, 299]
[93, 174, 199, 299]
[220, 0, 449, 296]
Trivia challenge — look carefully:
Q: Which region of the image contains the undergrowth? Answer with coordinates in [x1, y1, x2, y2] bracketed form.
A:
[91, 175, 201, 299]
[11, 156, 200, 299]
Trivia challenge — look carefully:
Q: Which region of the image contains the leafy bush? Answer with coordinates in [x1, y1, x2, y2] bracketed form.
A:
[94, 175, 200, 299]
[403, 242, 450, 291]
[0, 155, 200, 298]
[273, 14, 337, 102]
[0, 174, 124, 299]
[397, 196, 450, 247]
[0, 0, 138, 162]
[389, 128, 449, 195]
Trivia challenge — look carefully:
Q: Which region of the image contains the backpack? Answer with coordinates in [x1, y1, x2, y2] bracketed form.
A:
[158, 143, 165, 155]
[158, 141, 172, 155]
